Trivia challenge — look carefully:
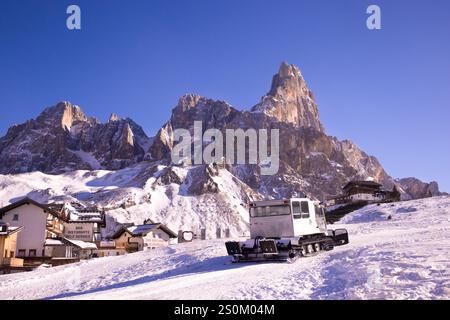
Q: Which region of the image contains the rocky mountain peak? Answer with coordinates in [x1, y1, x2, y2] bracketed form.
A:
[169, 93, 238, 129]
[395, 178, 447, 200]
[37, 101, 91, 131]
[0, 101, 151, 174]
[175, 94, 203, 113]
[269, 62, 309, 98]
[108, 113, 121, 122]
[251, 62, 324, 132]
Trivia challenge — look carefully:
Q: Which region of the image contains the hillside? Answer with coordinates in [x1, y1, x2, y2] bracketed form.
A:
[0, 163, 257, 238]
[1, 196, 448, 300]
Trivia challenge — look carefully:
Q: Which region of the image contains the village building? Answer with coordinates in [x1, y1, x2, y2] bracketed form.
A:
[0, 198, 178, 264]
[96, 240, 127, 257]
[328, 180, 401, 206]
[47, 202, 105, 242]
[98, 221, 177, 256]
[0, 221, 24, 269]
[44, 238, 97, 261]
[0, 198, 65, 261]
[0, 198, 102, 265]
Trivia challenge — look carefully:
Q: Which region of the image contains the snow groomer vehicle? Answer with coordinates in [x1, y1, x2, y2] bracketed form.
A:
[225, 197, 349, 262]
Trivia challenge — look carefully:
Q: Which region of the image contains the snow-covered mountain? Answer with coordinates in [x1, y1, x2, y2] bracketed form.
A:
[0, 102, 152, 174]
[0, 62, 446, 232]
[1, 195, 449, 300]
[149, 62, 445, 200]
[0, 162, 258, 238]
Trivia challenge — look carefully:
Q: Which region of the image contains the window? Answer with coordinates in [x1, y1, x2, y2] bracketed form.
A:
[4, 250, 7, 258]
[301, 201, 310, 218]
[292, 202, 302, 219]
[28, 249, 37, 257]
[10, 251, 14, 258]
[250, 205, 291, 218]
[18, 249, 26, 257]
[12, 214, 19, 221]
[315, 206, 324, 220]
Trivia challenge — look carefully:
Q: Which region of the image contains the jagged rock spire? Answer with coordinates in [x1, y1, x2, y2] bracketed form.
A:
[252, 62, 324, 132]
[108, 113, 120, 122]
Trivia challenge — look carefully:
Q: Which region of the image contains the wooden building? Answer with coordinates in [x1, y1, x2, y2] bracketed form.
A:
[0, 221, 24, 268]
[95, 240, 127, 257]
[102, 222, 178, 255]
[47, 202, 105, 242]
[328, 180, 400, 206]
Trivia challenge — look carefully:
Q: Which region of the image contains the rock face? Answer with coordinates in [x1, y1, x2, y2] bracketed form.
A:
[396, 178, 447, 200]
[0, 63, 445, 202]
[0, 101, 151, 174]
[251, 62, 324, 132]
[149, 63, 397, 200]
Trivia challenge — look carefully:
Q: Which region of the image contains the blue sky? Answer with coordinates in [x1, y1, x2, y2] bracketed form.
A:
[0, 0, 449, 191]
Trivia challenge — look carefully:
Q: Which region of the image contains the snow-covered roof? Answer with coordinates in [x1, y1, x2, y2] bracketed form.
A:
[44, 237, 97, 249]
[44, 239, 65, 246]
[68, 212, 103, 222]
[343, 180, 382, 190]
[127, 224, 157, 236]
[64, 239, 98, 250]
[110, 223, 177, 239]
[128, 223, 177, 238]
[0, 198, 62, 219]
[47, 202, 106, 225]
[0, 221, 23, 236]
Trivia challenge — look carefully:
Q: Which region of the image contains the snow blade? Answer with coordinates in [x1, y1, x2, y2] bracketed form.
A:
[225, 241, 242, 255]
[332, 228, 349, 246]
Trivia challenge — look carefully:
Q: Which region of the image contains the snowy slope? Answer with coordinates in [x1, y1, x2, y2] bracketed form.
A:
[0, 163, 256, 238]
[1, 196, 449, 300]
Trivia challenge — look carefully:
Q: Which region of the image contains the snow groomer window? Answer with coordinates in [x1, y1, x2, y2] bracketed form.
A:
[250, 205, 291, 217]
[301, 201, 310, 218]
[292, 201, 302, 219]
[314, 206, 321, 219]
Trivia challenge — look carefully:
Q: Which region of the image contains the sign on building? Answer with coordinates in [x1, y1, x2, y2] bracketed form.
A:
[99, 241, 116, 248]
[64, 223, 93, 242]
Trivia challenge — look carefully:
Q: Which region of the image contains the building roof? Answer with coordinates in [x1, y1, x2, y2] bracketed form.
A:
[64, 238, 98, 250]
[0, 198, 64, 220]
[110, 223, 177, 239]
[109, 226, 133, 239]
[44, 237, 98, 250]
[44, 238, 65, 246]
[129, 223, 177, 238]
[45, 203, 65, 212]
[0, 221, 23, 236]
[342, 180, 382, 190]
[47, 202, 106, 226]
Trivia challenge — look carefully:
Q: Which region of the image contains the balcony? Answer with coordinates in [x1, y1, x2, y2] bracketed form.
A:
[2, 257, 24, 267]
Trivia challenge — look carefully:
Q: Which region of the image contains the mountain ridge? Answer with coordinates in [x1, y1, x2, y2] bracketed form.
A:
[0, 63, 446, 204]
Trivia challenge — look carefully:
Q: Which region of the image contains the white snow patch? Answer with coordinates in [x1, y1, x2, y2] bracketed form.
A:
[70, 150, 102, 170]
